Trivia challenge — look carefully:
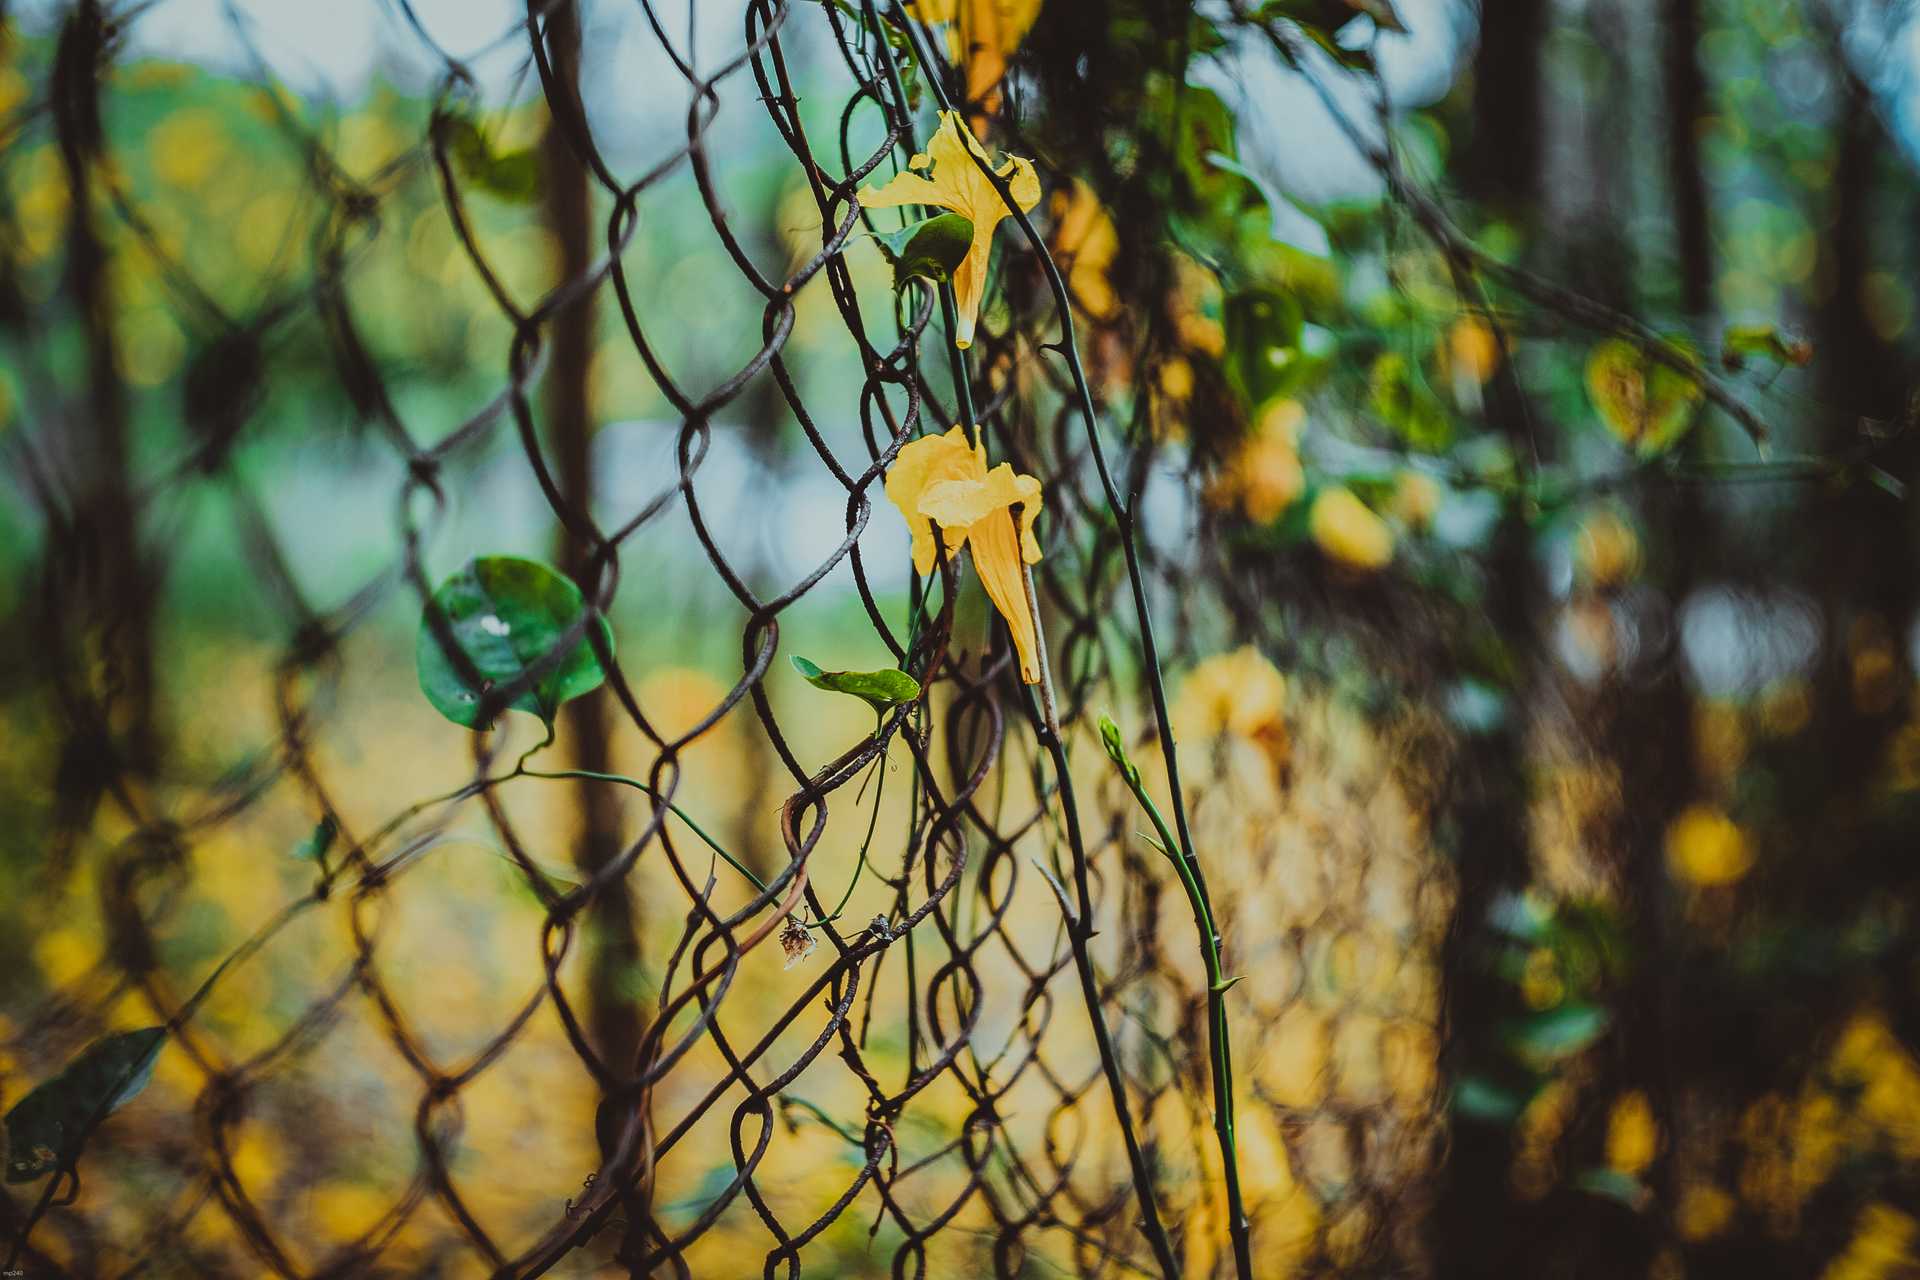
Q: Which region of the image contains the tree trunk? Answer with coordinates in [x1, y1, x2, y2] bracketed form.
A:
[538, 0, 641, 1129]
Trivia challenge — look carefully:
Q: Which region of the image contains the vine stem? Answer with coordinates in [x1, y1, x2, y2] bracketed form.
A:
[1102, 718, 1254, 1280]
[886, 7, 1249, 1274]
[860, 5, 1181, 1272]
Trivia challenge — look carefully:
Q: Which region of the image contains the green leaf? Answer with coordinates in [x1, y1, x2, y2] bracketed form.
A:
[416, 556, 613, 730]
[1369, 350, 1454, 451]
[1720, 324, 1811, 370]
[441, 114, 541, 204]
[872, 214, 973, 290]
[1504, 1002, 1610, 1064]
[291, 815, 337, 862]
[790, 655, 920, 713]
[1223, 289, 1306, 407]
[6, 1028, 167, 1183]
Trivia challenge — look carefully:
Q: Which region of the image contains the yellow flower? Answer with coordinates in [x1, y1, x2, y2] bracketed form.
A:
[1388, 470, 1442, 529]
[1606, 1090, 1658, 1176]
[1051, 178, 1118, 320]
[886, 426, 1044, 682]
[1309, 486, 1394, 571]
[1173, 645, 1289, 770]
[858, 111, 1041, 349]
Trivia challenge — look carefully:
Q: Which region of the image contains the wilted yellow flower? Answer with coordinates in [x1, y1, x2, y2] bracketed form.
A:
[1665, 804, 1753, 887]
[858, 111, 1040, 349]
[1310, 487, 1393, 571]
[885, 426, 1044, 682]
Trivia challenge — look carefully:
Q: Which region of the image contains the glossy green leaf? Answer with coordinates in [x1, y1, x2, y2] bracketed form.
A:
[1223, 288, 1307, 408]
[873, 214, 973, 290]
[6, 1028, 166, 1183]
[790, 655, 920, 713]
[416, 556, 613, 729]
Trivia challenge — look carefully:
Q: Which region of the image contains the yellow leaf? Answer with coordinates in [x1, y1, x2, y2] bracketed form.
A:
[1585, 338, 1703, 456]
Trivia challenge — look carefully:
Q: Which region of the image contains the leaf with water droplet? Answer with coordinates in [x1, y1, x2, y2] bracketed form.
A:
[6, 1027, 166, 1183]
[416, 556, 614, 729]
[790, 655, 919, 713]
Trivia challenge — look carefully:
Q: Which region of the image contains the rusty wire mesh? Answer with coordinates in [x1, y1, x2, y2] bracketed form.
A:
[0, 1, 1463, 1276]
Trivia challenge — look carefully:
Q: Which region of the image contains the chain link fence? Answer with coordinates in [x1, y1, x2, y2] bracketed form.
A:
[0, 2, 1460, 1275]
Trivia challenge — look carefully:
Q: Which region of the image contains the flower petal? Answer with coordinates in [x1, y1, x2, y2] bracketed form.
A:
[885, 426, 982, 574]
[857, 169, 951, 212]
[969, 506, 1042, 684]
[999, 155, 1041, 213]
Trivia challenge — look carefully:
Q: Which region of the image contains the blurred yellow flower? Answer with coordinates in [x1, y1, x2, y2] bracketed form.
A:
[1175, 645, 1287, 745]
[1824, 1203, 1919, 1280]
[1051, 178, 1117, 320]
[1606, 1090, 1658, 1176]
[1575, 509, 1641, 587]
[1388, 470, 1441, 529]
[1665, 804, 1753, 887]
[858, 111, 1040, 349]
[1157, 355, 1194, 401]
[1211, 400, 1305, 525]
[909, 0, 1044, 129]
[885, 426, 1044, 682]
[1309, 486, 1393, 571]
[1442, 314, 1502, 386]
[1676, 1182, 1737, 1241]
